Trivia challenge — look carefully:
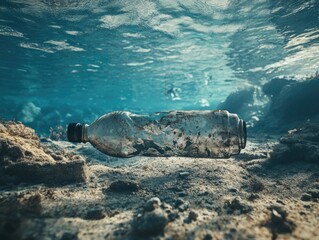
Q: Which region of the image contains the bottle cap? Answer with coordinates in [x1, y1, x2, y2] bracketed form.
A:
[67, 123, 83, 142]
[239, 120, 247, 149]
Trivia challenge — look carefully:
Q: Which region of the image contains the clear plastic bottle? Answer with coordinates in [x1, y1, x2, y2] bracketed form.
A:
[67, 110, 246, 158]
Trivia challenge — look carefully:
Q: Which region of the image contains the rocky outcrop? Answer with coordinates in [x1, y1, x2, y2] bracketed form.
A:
[0, 120, 86, 184]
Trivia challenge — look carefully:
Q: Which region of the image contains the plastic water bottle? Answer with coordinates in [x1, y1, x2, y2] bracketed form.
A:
[67, 110, 246, 158]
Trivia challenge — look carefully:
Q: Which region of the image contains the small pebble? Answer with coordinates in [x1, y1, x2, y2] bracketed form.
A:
[179, 171, 190, 178]
[203, 234, 213, 240]
[301, 193, 312, 201]
[132, 209, 168, 236]
[175, 198, 189, 212]
[167, 211, 179, 222]
[265, 205, 296, 234]
[144, 197, 161, 212]
[175, 198, 185, 207]
[188, 210, 199, 221]
[299, 211, 306, 216]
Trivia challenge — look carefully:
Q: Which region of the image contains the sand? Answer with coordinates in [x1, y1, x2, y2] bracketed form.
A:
[0, 121, 318, 240]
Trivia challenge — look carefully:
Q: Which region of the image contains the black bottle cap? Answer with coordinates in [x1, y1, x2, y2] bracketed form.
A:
[67, 123, 83, 142]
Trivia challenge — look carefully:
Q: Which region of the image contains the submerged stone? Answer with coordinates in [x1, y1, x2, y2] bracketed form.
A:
[144, 197, 161, 212]
[132, 207, 168, 236]
[271, 123, 319, 163]
[108, 180, 140, 192]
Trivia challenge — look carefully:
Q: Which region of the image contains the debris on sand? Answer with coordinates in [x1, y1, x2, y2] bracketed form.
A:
[271, 123, 319, 163]
[0, 120, 86, 184]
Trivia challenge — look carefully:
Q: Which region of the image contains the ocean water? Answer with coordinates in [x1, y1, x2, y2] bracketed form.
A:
[0, 0, 318, 134]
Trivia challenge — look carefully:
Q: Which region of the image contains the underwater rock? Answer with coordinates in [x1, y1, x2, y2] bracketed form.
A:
[271, 123, 319, 163]
[108, 180, 140, 192]
[132, 197, 168, 236]
[179, 171, 190, 179]
[219, 86, 255, 113]
[144, 197, 161, 212]
[270, 76, 319, 120]
[262, 77, 293, 99]
[301, 189, 319, 202]
[188, 210, 199, 221]
[0, 120, 86, 184]
[300, 193, 312, 202]
[220, 76, 319, 133]
[259, 76, 319, 132]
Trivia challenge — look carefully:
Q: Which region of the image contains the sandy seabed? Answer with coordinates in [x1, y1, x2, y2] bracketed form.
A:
[0, 121, 318, 240]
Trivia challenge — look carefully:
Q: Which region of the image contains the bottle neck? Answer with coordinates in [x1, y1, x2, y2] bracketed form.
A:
[67, 123, 84, 143]
[82, 124, 89, 143]
[239, 120, 247, 149]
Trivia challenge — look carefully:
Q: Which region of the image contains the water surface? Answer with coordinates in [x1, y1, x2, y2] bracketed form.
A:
[0, 0, 318, 133]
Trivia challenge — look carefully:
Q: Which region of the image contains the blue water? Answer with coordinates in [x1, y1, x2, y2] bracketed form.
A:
[0, 0, 319, 134]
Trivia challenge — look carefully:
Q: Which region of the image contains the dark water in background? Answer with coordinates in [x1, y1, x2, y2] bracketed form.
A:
[0, 0, 318, 134]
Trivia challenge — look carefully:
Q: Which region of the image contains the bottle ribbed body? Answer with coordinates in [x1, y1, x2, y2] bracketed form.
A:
[79, 110, 246, 158]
